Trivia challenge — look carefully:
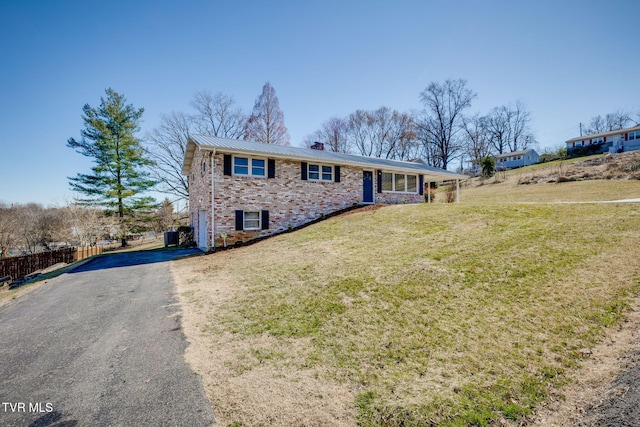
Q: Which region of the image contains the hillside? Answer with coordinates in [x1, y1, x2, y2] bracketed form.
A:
[172, 179, 640, 426]
[457, 152, 640, 205]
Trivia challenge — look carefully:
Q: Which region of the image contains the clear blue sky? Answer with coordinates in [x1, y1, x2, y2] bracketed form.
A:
[1, 0, 638, 205]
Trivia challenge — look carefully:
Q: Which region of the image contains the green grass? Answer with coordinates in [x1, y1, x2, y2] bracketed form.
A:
[185, 195, 640, 425]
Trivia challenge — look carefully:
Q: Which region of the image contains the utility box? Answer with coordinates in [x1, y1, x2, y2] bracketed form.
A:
[164, 231, 179, 247]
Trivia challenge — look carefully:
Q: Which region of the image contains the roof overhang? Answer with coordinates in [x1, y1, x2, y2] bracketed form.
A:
[182, 136, 468, 181]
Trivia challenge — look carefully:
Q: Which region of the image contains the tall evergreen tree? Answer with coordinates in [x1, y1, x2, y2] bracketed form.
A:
[245, 82, 290, 145]
[67, 88, 156, 247]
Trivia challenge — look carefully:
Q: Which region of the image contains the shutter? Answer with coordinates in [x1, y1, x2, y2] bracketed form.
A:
[625, 133, 629, 141]
[223, 155, 232, 176]
[261, 210, 269, 230]
[334, 166, 341, 182]
[376, 170, 382, 193]
[235, 210, 244, 231]
[301, 162, 308, 180]
[268, 159, 276, 178]
[419, 175, 424, 195]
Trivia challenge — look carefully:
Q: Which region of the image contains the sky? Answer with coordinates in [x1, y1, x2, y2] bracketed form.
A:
[1, 0, 639, 206]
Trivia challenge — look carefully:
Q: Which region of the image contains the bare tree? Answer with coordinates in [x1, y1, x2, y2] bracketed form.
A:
[190, 90, 247, 139]
[303, 116, 350, 153]
[485, 105, 511, 155]
[485, 101, 535, 154]
[342, 107, 419, 160]
[605, 110, 631, 131]
[61, 202, 114, 246]
[461, 114, 491, 163]
[586, 115, 607, 134]
[416, 79, 476, 169]
[153, 198, 175, 234]
[145, 111, 191, 203]
[585, 110, 631, 134]
[0, 203, 18, 258]
[346, 109, 377, 157]
[245, 82, 290, 145]
[146, 91, 248, 206]
[508, 100, 534, 152]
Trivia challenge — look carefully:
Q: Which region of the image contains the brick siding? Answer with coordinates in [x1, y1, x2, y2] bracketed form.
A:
[188, 151, 425, 249]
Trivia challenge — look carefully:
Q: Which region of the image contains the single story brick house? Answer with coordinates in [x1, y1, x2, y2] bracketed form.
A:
[182, 135, 467, 250]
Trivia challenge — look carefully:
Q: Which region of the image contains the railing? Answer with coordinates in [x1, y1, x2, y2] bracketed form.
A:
[0, 246, 103, 282]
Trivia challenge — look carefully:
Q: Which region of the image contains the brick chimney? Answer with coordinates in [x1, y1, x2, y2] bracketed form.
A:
[310, 141, 325, 150]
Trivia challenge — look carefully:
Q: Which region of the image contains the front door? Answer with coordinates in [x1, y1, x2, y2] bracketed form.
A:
[363, 171, 374, 203]
[198, 210, 207, 250]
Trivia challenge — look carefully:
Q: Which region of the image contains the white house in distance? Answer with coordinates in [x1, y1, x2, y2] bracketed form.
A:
[495, 148, 540, 170]
[467, 148, 539, 175]
[182, 135, 468, 251]
[565, 124, 640, 155]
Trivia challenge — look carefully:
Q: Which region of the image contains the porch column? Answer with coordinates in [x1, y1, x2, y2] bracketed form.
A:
[456, 179, 460, 203]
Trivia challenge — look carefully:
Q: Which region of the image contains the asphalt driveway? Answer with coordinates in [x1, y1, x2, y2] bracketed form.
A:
[0, 248, 215, 426]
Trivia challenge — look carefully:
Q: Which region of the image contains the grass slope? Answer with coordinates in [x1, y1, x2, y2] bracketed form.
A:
[174, 192, 640, 426]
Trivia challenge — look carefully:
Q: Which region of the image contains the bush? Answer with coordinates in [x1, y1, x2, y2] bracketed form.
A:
[177, 226, 195, 247]
[481, 157, 496, 177]
[444, 183, 457, 203]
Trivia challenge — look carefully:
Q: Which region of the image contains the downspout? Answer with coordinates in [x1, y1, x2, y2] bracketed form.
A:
[210, 150, 215, 251]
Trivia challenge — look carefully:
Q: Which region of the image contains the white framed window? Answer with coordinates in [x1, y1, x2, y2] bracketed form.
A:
[308, 164, 333, 181]
[382, 172, 393, 191]
[630, 132, 636, 141]
[243, 211, 261, 230]
[234, 156, 266, 177]
[381, 172, 419, 193]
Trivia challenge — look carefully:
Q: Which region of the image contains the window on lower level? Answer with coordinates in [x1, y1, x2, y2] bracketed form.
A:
[244, 211, 261, 230]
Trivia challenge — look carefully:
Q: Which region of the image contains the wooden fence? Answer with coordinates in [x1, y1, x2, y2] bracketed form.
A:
[0, 246, 103, 282]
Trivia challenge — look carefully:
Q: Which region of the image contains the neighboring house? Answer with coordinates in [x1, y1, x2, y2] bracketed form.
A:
[182, 135, 467, 250]
[565, 124, 640, 155]
[495, 148, 540, 170]
[467, 148, 540, 175]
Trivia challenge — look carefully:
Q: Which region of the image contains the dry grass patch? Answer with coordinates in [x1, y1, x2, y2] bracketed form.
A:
[173, 202, 640, 426]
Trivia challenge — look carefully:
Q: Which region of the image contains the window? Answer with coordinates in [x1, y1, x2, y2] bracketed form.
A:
[630, 133, 636, 141]
[308, 163, 333, 181]
[244, 211, 261, 230]
[233, 156, 266, 177]
[394, 174, 405, 192]
[236, 210, 269, 231]
[382, 172, 393, 191]
[202, 160, 206, 173]
[406, 175, 417, 192]
[381, 172, 419, 193]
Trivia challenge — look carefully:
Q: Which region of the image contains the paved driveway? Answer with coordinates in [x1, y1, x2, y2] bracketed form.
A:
[0, 249, 215, 426]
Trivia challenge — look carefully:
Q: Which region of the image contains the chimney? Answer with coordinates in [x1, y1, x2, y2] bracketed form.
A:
[310, 141, 325, 150]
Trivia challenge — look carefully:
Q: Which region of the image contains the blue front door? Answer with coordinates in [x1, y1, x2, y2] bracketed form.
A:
[363, 171, 374, 203]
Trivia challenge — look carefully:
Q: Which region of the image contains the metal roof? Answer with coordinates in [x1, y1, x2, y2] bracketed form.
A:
[565, 124, 640, 144]
[184, 135, 467, 180]
[495, 148, 537, 158]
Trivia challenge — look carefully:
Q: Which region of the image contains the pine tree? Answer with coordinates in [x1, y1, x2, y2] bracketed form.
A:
[67, 88, 156, 247]
[245, 82, 290, 145]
